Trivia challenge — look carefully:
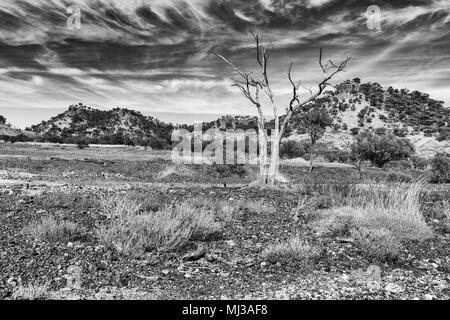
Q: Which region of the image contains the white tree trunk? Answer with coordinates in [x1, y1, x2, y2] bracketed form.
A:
[268, 104, 280, 185]
[256, 110, 269, 184]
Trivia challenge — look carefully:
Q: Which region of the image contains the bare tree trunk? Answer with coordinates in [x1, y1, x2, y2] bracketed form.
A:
[215, 33, 351, 187]
[268, 112, 280, 185]
[256, 108, 269, 184]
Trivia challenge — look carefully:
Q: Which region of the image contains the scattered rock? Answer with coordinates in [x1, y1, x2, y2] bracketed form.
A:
[65, 265, 82, 290]
[182, 245, 205, 262]
[385, 283, 405, 294]
[225, 240, 236, 247]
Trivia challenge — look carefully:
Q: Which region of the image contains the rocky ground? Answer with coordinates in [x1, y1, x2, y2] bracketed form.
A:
[0, 144, 449, 300]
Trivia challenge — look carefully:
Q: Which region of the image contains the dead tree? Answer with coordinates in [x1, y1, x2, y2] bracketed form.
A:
[215, 33, 350, 185]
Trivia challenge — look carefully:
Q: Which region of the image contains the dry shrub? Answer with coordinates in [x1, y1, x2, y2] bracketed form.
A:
[312, 214, 353, 237]
[262, 237, 321, 267]
[314, 182, 432, 241]
[97, 196, 222, 255]
[11, 283, 49, 300]
[352, 228, 402, 262]
[24, 217, 82, 242]
[98, 193, 142, 218]
[36, 190, 97, 212]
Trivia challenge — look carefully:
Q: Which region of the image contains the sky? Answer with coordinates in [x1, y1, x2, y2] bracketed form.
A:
[0, 0, 449, 129]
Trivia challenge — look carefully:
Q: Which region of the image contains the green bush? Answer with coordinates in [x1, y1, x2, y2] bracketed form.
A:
[384, 160, 412, 170]
[350, 130, 415, 168]
[280, 140, 309, 159]
[430, 153, 450, 183]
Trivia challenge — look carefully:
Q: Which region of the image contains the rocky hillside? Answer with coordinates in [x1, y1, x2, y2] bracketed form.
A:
[28, 104, 174, 148]
[7, 79, 450, 156]
[0, 115, 36, 139]
[213, 79, 450, 158]
[313, 79, 450, 158]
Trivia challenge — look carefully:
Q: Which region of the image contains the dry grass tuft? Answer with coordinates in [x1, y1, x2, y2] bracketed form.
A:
[98, 193, 142, 218]
[262, 237, 321, 267]
[314, 182, 432, 241]
[352, 228, 402, 262]
[97, 195, 222, 255]
[24, 217, 82, 242]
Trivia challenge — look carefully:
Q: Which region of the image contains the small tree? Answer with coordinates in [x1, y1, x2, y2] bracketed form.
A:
[295, 105, 332, 170]
[0, 115, 6, 125]
[350, 130, 415, 170]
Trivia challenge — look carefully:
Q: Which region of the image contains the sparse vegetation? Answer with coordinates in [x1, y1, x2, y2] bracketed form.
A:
[352, 228, 402, 262]
[97, 196, 222, 255]
[1, 142, 449, 300]
[24, 217, 82, 242]
[314, 182, 432, 241]
[350, 130, 415, 168]
[430, 152, 450, 183]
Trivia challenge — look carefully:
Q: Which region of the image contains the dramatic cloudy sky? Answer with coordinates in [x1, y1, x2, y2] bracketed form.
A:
[0, 0, 449, 128]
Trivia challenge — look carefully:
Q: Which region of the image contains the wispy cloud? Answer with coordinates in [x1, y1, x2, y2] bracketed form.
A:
[0, 0, 448, 128]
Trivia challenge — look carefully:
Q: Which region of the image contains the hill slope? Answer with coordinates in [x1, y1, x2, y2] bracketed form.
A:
[28, 104, 174, 148]
[20, 80, 450, 156]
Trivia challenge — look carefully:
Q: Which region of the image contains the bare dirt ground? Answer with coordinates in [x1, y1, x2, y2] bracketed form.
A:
[0, 143, 449, 300]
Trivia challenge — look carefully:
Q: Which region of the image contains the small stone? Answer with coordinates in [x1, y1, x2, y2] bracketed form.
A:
[182, 245, 205, 262]
[67, 242, 74, 247]
[260, 262, 267, 267]
[385, 283, 405, 294]
[161, 269, 170, 275]
[225, 240, 236, 247]
[424, 294, 434, 300]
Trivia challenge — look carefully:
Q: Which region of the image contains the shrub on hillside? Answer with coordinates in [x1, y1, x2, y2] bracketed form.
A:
[429, 153, 450, 183]
[350, 130, 415, 168]
[280, 140, 309, 159]
[384, 160, 412, 170]
[411, 156, 430, 170]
